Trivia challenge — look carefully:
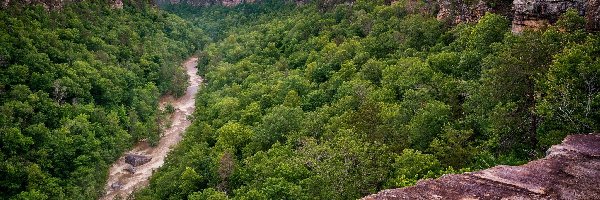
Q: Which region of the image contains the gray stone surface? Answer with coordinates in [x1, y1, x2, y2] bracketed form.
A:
[125, 154, 152, 167]
[124, 165, 137, 174]
[110, 182, 123, 190]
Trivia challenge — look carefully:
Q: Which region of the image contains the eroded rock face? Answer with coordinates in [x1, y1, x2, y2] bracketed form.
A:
[363, 134, 600, 200]
[431, 0, 600, 32]
[155, 0, 217, 6]
[436, 0, 491, 25]
[511, 0, 600, 32]
[512, 0, 585, 32]
[155, 0, 307, 7]
[1, 0, 66, 9]
[586, 0, 600, 30]
[1, 0, 130, 9]
[125, 154, 152, 167]
[155, 0, 244, 7]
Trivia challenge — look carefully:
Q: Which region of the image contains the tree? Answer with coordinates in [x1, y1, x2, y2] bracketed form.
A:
[252, 106, 303, 151]
[468, 29, 562, 156]
[406, 100, 451, 151]
[299, 134, 391, 199]
[429, 126, 475, 168]
[0, 2, 201, 199]
[386, 149, 441, 188]
[189, 188, 228, 200]
[215, 122, 253, 157]
[537, 38, 600, 147]
[466, 13, 509, 53]
[556, 8, 586, 32]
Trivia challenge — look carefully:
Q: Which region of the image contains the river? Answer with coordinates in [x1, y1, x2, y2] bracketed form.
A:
[100, 57, 201, 200]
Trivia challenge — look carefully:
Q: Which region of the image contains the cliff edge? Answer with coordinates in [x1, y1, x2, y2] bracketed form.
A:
[363, 134, 600, 200]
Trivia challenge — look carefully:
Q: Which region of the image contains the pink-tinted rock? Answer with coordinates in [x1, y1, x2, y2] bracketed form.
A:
[363, 134, 600, 200]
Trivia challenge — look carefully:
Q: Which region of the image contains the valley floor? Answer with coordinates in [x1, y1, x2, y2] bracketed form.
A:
[101, 57, 202, 200]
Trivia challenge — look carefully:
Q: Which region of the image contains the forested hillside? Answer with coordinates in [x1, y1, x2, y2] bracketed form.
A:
[135, 1, 600, 199]
[0, 2, 206, 199]
[1, 0, 599, 199]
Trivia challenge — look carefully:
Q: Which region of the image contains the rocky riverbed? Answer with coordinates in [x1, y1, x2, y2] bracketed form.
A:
[100, 57, 202, 200]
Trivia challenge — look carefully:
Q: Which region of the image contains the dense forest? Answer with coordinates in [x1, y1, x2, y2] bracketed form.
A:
[0, 1, 206, 199]
[1, 0, 599, 199]
[133, 1, 599, 200]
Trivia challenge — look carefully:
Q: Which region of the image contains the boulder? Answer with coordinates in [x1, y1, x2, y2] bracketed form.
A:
[111, 182, 123, 190]
[125, 154, 151, 167]
[125, 165, 137, 174]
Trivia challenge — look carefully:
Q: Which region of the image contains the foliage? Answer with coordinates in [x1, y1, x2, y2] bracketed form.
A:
[0, 1, 206, 199]
[136, 2, 600, 199]
[138, 2, 599, 200]
[3, 1, 600, 200]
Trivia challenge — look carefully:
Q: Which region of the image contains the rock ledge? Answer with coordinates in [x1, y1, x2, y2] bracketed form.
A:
[363, 134, 600, 200]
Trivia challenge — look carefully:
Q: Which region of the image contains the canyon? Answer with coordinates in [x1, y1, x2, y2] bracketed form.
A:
[154, 0, 600, 32]
[3, 0, 599, 32]
[2, 1, 597, 199]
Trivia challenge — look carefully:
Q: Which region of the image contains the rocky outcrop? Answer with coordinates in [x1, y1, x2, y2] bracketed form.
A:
[585, 0, 600, 30]
[155, 0, 222, 7]
[431, 0, 600, 32]
[362, 134, 600, 200]
[1, 0, 129, 9]
[436, 0, 491, 24]
[1, 0, 70, 9]
[512, 0, 584, 32]
[154, 0, 307, 7]
[125, 154, 152, 167]
[511, 0, 600, 32]
[155, 0, 278, 7]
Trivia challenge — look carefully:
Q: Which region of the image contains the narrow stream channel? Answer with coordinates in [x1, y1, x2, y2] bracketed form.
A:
[100, 57, 201, 200]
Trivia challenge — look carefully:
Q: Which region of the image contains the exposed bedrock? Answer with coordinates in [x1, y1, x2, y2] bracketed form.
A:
[362, 134, 600, 200]
[512, 0, 585, 32]
[154, 0, 305, 7]
[0, 0, 127, 9]
[436, 0, 492, 24]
